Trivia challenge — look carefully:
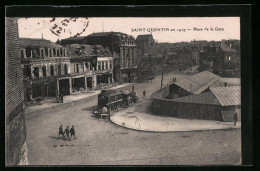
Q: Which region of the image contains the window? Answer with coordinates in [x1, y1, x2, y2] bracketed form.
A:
[50, 66, 54, 76]
[76, 64, 79, 73]
[42, 66, 47, 77]
[23, 65, 31, 78]
[45, 49, 48, 57]
[57, 50, 60, 57]
[102, 62, 104, 70]
[60, 50, 63, 57]
[26, 49, 31, 58]
[49, 49, 52, 57]
[33, 67, 39, 78]
[53, 49, 55, 57]
[98, 63, 101, 70]
[105, 62, 108, 69]
[110, 62, 112, 69]
[58, 64, 61, 75]
[40, 49, 44, 57]
[64, 64, 68, 75]
[85, 63, 88, 70]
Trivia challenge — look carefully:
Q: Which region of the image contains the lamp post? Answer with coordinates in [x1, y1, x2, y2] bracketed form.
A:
[119, 64, 122, 84]
[161, 49, 167, 89]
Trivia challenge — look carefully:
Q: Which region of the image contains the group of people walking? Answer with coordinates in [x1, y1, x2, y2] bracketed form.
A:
[58, 125, 76, 140]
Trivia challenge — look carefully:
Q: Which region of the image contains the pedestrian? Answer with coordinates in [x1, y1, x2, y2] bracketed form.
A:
[70, 126, 76, 139]
[60, 94, 63, 103]
[58, 125, 65, 138]
[143, 90, 146, 98]
[234, 113, 238, 126]
[64, 126, 70, 140]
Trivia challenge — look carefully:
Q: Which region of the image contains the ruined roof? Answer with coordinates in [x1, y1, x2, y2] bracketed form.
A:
[209, 86, 241, 106]
[19, 38, 63, 48]
[61, 36, 85, 41]
[87, 32, 131, 37]
[173, 92, 221, 105]
[66, 44, 112, 57]
[173, 71, 221, 94]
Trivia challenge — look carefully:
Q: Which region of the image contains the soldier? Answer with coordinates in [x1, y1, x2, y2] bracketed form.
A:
[64, 126, 70, 140]
[234, 113, 238, 126]
[70, 126, 76, 139]
[58, 125, 65, 138]
[143, 90, 146, 98]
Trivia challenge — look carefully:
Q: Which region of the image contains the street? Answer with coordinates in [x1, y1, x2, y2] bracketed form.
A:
[25, 71, 241, 165]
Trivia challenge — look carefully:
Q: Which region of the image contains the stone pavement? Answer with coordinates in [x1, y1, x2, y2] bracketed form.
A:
[25, 83, 133, 114]
[110, 100, 241, 132]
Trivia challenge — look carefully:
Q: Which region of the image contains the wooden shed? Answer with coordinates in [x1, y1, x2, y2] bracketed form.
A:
[152, 86, 241, 122]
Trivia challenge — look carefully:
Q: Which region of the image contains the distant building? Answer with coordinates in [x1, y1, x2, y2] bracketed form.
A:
[136, 34, 155, 57]
[213, 39, 240, 77]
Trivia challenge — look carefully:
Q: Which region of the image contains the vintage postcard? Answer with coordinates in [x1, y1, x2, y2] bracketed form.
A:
[6, 12, 242, 165]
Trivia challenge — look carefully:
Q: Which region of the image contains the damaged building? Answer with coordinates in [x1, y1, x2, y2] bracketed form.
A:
[61, 32, 138, 83]
[20, 38, 114, 101]
[20, 38, 69, 102]
[83, 32, 138, 83]
[64, 44, 113, 94]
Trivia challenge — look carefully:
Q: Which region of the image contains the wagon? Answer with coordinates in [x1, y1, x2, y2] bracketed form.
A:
[93, 106, 110, 118]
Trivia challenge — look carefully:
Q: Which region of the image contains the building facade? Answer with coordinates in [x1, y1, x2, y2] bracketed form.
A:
[20, 39, 114, 100]
[6, 18, 28, 165]
[213, 39, 240, 77]
[136, 34, 155, 57]
[20, 38, 69, 101]
[84, 32, 137, 83]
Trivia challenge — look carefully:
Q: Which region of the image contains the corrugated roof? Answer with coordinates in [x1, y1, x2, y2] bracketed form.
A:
[173, 92, 221, 105]
[66, 44, 112, 57]
[20, 38, 63, 48]
[209, 86, 241, 106]
[173, 71, 221, 94]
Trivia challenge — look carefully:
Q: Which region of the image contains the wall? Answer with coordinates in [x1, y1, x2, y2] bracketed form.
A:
[152, 99, 223, 121]
[6, 18, 28, 165]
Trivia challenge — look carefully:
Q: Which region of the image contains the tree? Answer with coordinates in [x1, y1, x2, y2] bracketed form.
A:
[135, 57, 156, 82]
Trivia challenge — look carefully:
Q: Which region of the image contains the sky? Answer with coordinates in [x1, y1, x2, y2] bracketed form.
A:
[18, 17, 240, 43]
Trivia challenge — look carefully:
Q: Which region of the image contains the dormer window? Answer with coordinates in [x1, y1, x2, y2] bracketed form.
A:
[45, 48, 48, 57]
[40, 49, 44, 58]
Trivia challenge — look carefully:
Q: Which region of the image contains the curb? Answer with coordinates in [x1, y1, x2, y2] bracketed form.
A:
[24, 83, 134, 118]
[25, 93, 98, 118]
[110, 116, 241, 133]
[109, 102, 241, 133]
